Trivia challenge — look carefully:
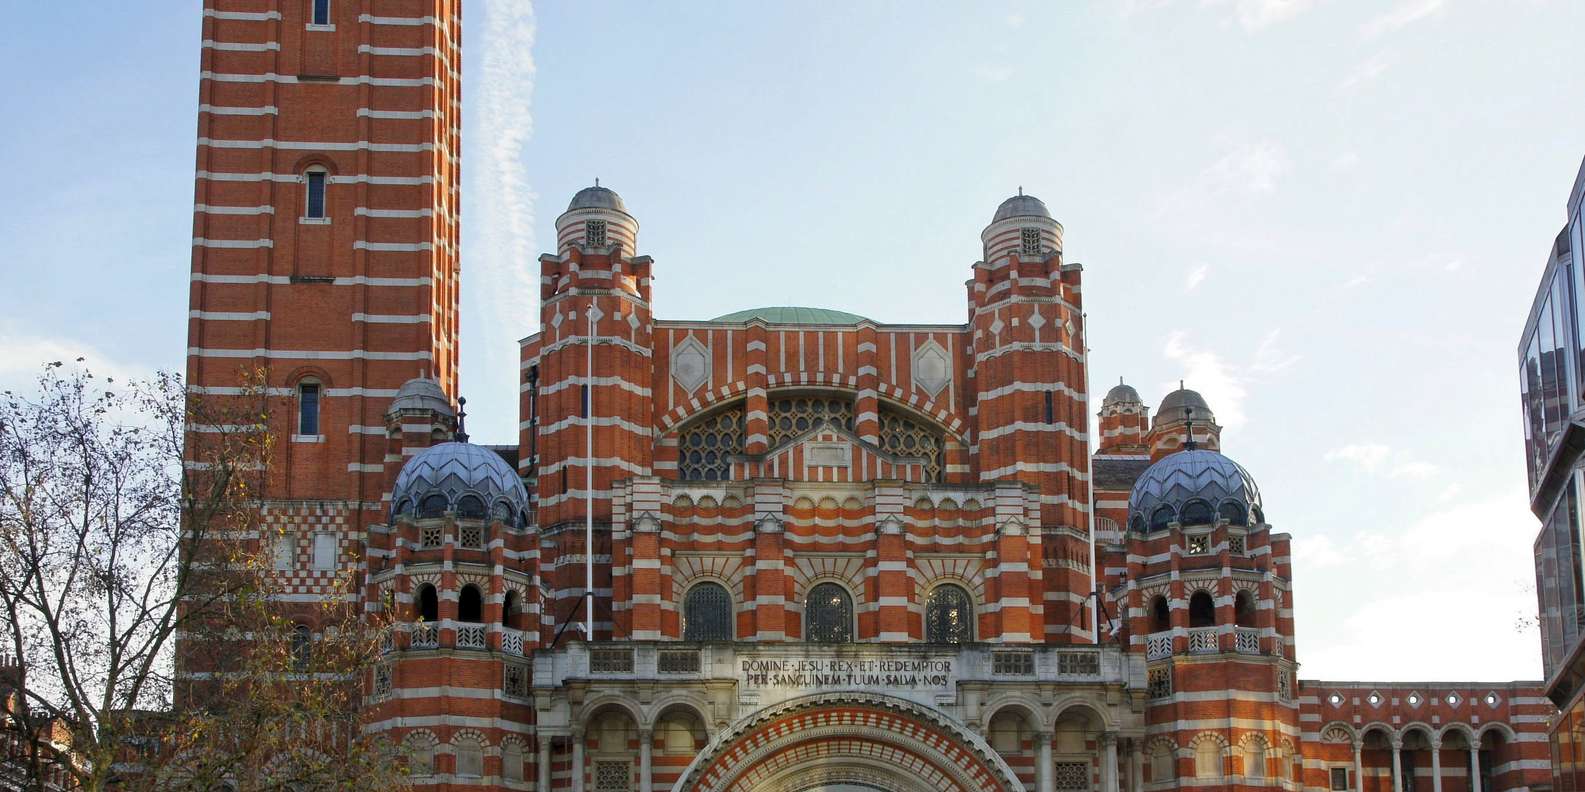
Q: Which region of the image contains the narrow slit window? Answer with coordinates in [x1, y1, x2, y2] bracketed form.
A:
[311, 0, 331, 26]
[305, 171, 327, 219]
[298, 383, 321, 435]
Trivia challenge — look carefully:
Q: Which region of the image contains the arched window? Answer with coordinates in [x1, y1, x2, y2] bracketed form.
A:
[502, 590, 519, 629]
[291, 624, 311, 671]
[1151, 595, 1171, 633]
[416, 584, 438, 622]
[925, 584, 972, 644]
[1150, 505, 1176, 532]
[1151, 742, 1176, 782]
[418, 493, 448, 519]
[805, 582, 853, 643]
[1252, 506, 1265, 525]
[303, 167, 328, 218]
[1218, 500, 1247, 526]
[456, 494, 486, 519]
[454, 736, 483, 778]
[1130, 515, 1147, 534]
[296, 380, 321, 436]
[492, 500, 515, 525]
[1234, 590, 1257, 628]
[1180, 499, 1214, 526]
[1189, 591, 1215, 628]
[392, 499, 413, 520]
[502, 740, 525, 782]
[1196, 739, 1223, 779]
[1243, 740, 1266, 779]
[459, 585, 483, 623]
[406, 736, 435, 777]
[682, 582, 733, 641]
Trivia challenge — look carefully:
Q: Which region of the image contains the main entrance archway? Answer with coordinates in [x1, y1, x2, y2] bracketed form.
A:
[672, 692, 1022, 792]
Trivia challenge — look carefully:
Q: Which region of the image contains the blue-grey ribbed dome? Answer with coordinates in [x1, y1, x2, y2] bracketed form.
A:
[1127, 449, 1263, 530]
[390, 442, 528, 525]
[389, 377, 453, 416]
[567, 185, 627, 214]
[992, 193, 1051, 223]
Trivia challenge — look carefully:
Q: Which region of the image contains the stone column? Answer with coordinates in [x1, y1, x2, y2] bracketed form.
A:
[1430, 738, 1443, 792]
[1390, 739, 1403, 792]
[639, 729, 654, 792]
[1102, 732, 1121, 792]
[571, 731, 585, 792]
[1353, 741, 1364, 792]
[1470, 744, 1483, 792]
[1036, 732, 1054, 792]
[1130, 738, 1145, 792]
[538, 736, 552, 792]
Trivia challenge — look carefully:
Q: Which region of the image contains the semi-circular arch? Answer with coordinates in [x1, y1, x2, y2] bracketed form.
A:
[671, 691, 1022, 792]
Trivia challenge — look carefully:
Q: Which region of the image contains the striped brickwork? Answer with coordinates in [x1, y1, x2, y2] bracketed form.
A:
[178, 0, 461, 712]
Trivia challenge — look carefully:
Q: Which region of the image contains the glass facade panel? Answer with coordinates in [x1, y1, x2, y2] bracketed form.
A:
[1521, 258, 1578, 488]
[1539, 477, 1585, 678]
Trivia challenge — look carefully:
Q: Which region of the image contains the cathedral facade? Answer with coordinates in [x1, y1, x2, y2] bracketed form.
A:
[181, 2, 1551, 790]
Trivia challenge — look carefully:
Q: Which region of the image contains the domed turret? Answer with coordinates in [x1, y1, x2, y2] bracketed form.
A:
[1127, 449, 1262, 533]
[554, 181, 639, 258]
[980, 188, 1063, 263]
[992, 193, 1052, 224]
[1103, 381, 1142, 408]
[1154, 386, 1215, 428]
[390, 442, 529, 526]
[389, 377, 454, 417]
[566, 184, 628, 214]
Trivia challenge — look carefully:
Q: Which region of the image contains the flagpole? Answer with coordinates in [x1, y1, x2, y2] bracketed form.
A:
[585, 304, 595, 640]
[1081, 310, 1099, 644]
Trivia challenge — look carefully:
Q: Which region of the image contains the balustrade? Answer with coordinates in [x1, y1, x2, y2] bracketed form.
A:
[1187, 627, 1219, 654]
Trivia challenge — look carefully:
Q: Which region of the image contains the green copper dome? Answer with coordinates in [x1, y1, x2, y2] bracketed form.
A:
[710, 306, 870, 325]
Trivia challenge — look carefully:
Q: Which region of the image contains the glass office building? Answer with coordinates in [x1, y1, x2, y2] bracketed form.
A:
[1526, 155, 1585, 790]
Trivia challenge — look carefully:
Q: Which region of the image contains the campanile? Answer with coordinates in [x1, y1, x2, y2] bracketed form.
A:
[186, 0, 461, 510]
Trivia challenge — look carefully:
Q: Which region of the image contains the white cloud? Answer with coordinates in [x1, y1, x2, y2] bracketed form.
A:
[1342, 274, 1373, 288]
[1206, 0, 1317, 32]
[1360, 0, 1445, 39]
[1324, 443, 1392, 471]
[1295, 485, 1541, 679]
[1324, 442, 1440, 478]
[0, 325, 148, 396]
[1185, 264, 1210, 292]
[475, 0, 540, 342]
[1203, 140, 1290, 194]
[1339, 51, 1395, 92]
[1160, 329, 1296, 429]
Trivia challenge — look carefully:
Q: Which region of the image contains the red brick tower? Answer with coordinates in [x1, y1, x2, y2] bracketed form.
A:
[522, 186, 656, 642]
[967, 193, 1093, 642]
[181, 0, 461, 682]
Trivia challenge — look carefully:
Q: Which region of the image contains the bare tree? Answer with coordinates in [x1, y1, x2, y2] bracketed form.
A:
[0, 362, 406, 791]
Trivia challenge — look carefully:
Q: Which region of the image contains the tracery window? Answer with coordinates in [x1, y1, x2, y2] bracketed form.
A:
[682, 582, 732, 641]
[1021, 228, 1042, 257]
[767, 395, 854, 446]
[805, 582, 853, 643]
[678, 408, 743, 481]
[878, 406, 944, 482]
[925, 584, 972, 644]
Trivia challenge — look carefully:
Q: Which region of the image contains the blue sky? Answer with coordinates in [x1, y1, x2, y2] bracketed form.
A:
[2, 0, 1582, 681]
